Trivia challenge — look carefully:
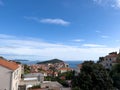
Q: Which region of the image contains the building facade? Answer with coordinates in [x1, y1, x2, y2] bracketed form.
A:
[0, 57, 22, 90]
[99, 52, 118, 69]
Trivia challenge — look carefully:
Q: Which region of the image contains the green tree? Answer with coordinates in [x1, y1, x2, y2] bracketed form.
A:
[72, 61, 114, 90]
[97, 57, 104, 63]
[24, 64, 30, 74]
[59, 71, 75, 80]
[110, 63, 120, 89]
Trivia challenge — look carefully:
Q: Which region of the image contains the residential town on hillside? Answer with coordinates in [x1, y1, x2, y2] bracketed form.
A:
[0, 57, 74, 90]
[0, 51, 120, 90]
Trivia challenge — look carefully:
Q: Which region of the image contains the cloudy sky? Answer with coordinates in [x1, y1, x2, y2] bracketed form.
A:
[0, 0, 120, 61]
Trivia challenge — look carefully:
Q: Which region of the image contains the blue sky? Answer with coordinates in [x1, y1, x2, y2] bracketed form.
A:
[0, 0, 120, 61]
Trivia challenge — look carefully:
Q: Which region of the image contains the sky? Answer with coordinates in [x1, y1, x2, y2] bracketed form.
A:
[0, 0, 120, 61]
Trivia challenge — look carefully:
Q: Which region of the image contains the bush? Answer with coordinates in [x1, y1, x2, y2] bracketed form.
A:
[29, 84, 41, 89]
[72, 87, 81, 90]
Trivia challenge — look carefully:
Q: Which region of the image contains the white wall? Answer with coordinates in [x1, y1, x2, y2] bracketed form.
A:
[0, 66, 12, 90]
[11, 65, 22, 90]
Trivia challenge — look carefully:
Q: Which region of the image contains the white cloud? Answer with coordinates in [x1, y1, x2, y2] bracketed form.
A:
[72, 39, 84, 42]
[0, 34, 119, 60]
[95, 30, 101, 33]
[101, 35, 109, 39]
[116, 40, 120, 42]
[92, 0, 120, 9]
[24, 16, 70, 26]
[83, 44, 106, 47]
[40, 18, 70, 26]
[113, 0, 120, 8]
[0, 34, 15, 39]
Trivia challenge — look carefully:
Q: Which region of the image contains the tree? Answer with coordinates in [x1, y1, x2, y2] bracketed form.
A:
[59, 71, 75, 80]
[72, 61, 114, 90]
[24, 64, 30, 74]
[97, 57, 104, 63]
[110, 63, 120, 89]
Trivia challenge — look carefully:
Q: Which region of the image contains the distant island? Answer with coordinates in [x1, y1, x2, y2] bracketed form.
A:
[37, 59, 64, 64]
[13, 59, 29, 61]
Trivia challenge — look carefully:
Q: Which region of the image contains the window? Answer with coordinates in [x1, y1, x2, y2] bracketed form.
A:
[106, 63, 108, 66]
[110, 64, 112, 66]
[109, 58, 111, 61]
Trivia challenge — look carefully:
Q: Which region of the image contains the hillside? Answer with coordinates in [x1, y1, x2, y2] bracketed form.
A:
[37, 59, 64, 64]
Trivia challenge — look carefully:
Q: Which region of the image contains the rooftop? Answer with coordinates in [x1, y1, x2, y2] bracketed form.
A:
[0, 57, 19, 70]
[59, 67, 72, 71]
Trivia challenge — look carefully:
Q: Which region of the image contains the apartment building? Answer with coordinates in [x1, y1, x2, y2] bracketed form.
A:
[0, 57, 22, 90]
[99, 52, 118, 69]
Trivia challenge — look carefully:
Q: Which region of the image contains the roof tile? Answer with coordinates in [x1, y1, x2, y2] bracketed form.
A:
[0, 58, 19, 70]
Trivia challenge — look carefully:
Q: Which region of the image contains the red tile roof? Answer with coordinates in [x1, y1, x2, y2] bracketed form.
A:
[77, 64, 82, 69]
[105, 52, 118, 58]
[0, 58, 19, 70]
[59, 67, 72, 71]
[106, 54, 118, 58]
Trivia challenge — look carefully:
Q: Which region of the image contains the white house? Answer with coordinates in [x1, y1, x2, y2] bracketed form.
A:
[59, 67, 72, 73]
[0, 57, 22, 90]
[99, 52, 118, 69]
[19, 73, 44, 90]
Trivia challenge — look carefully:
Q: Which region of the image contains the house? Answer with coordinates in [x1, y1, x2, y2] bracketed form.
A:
[77, 64, 82, 73]
[0, 57, 22, 90]
[19, 73, 44, 90]
[23, 73, 44, 83]
[59, 67, 72, 73]
[99, 52, 118, 69]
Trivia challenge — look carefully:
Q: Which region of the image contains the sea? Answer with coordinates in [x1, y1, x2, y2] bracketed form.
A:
[16, 60, 83, 68]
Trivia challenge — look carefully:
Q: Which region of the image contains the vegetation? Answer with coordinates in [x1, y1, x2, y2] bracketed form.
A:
[97, 57, 104, 63]
[37, 58, 63, 64]
[43, 61, 120, 90]
[44, 71, 75, 87]
[59, 71, 75, 80]
[24, 64, 30, 74]
[28, 84, 41, 89]
[22, 57, 120, 90]
[110, 63, 120, 89]
[72, 61, 114, 90]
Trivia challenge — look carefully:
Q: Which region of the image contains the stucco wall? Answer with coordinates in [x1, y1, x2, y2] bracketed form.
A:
[0, 66, 12, 90]
[11, 65, 22, 90]
[0, 65, 22, 90]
